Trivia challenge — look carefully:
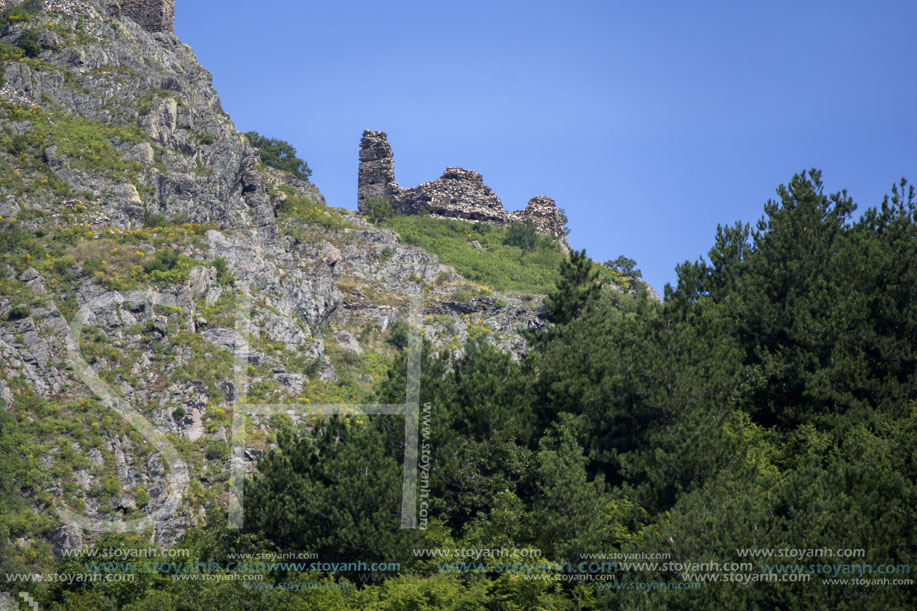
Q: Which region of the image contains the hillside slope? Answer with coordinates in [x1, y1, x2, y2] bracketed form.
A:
[0, 0, 631, 557]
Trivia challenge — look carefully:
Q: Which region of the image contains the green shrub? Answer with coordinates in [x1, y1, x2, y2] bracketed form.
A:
[212, 256, 235, 286]
[144, 248, 179, 273]
[380, 246, 393, 262]
[205, 441, 229, 461]
[100, 476, 121, 497]
[0, 41, 24, 61]
[604, 255, 642, 281]
[51, 255, 76, 276]
[6, 134, 29, 156]
[275, 186, 352, 232]
[81, 259, 103, 276]
[171, 406, 186, 420]
[559, 207, 571, 235]
[366, 197, 395, 225]
[143, 209, 170, 228]
[143, 248, 192, 284]
[388, 320, 409, 349]
[17, 31, 40, 58]
[366, 197, 394, 224]
[0, 221, 29, 253]
[8, 304, 30, 320]
[452, 288, 480, 303]
[194, 131, 216, 146]
[503, 221, 538, 251]
[2, 0, 40, 25]
[245, 131, 311, 181]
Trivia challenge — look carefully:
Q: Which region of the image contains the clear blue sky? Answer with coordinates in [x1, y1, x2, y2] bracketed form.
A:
[176, 0, 917, 294]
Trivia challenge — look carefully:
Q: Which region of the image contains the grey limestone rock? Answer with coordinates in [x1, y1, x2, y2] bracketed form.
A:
[0, 592, 16, 611]
[335, 330, 362, 354]
[0, 0, 321, 235]
[46, 524, 83, 559]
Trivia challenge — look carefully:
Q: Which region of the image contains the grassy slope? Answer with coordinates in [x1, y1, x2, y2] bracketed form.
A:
[381, 215, 622, 294]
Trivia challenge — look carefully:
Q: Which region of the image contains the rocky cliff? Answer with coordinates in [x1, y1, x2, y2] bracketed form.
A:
[0, 0, 548, 553]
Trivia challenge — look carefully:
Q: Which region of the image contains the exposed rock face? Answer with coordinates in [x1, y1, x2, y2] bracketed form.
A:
[357, 130, 570, 248]
[1, 0, 281, 234]
[46, 524, 83, 559]
[121, 0, 174, 33]
[261, 164, 325, 206]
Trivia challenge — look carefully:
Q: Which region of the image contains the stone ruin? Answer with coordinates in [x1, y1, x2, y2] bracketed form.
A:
[120, 0, 174, 33]
[357, 130, 570, 248]
[0, 1, 173, 33]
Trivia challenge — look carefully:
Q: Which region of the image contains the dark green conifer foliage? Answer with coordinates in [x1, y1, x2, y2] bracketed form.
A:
[245, 131, 312, 181]
[542, 249, 602, 326]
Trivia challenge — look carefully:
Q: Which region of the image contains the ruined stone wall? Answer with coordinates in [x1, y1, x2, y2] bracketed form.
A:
[357, 129, 569, 247]
[406, 167, 507, 224]
[509, 196, 568, 241]
[121, 0, 174, 33]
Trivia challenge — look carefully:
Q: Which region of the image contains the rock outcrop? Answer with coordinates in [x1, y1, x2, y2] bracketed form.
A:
[357, 130, 570, 248]
[1, 0, 278, 234]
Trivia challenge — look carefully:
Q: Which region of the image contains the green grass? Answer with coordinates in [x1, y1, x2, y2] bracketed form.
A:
[0, 102, 145, 199]
[274, 185, 357, 235]
[0, 42, 24, 61]
[1, 0, 40, 26]
[381, 215, 630, 295]
[381, 216, 570, 294]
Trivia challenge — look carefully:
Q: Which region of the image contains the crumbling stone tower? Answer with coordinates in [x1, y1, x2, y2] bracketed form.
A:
[121, 0, 174, 33]
[357, 130, 403, 214]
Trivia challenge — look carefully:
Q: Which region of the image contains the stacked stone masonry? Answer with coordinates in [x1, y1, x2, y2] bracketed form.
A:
[121, 0, 174, 33]
[358, 130, 570, 248]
